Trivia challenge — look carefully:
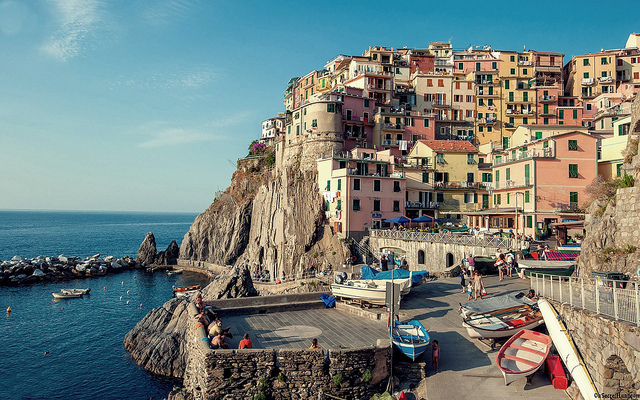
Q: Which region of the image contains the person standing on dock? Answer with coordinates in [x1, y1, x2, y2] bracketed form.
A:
[238, 333, 252, 349]
[473, 271, 485, 301]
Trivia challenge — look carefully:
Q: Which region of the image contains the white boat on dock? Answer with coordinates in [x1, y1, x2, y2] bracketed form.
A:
[462, 304, 544, 339]
[331, 280, 388, 306]
[497, 329, 552, 385]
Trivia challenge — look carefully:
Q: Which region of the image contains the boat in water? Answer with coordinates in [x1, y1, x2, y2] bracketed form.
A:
[389, 320, 431, 361]
[462, 304, 544, 339]
[516, 260, 576, 277]
[173, 285, 201, 298]
[167, 269, 184, 276]
[61, 288, 91, 295]
[496, 329, 552, 385]
[52, 291, 83, 299]
[331, 280, 388, 306]
[538, 299, 597, 399]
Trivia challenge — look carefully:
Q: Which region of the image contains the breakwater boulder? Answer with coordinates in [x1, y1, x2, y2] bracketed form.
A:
[124, 298, 191, 378]
[0, 254, 137, 286]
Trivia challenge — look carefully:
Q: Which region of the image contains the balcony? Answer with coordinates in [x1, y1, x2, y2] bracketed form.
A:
[598, 76, 613, 83]
[508, 108, 534, 115]
[505, 98, 533, 104]
[518, 60, 532, 66]
[406, 201, 439, 209]
[477, 118, 496, 125]
[493, 148, 555, 166]
[581, 78, 595, 86]
[505, 123, 515, 128]
[434, 181, 482, 190]
[539, 95, 556, 102]
[403, 161, 433, 170]
[343, 114, 370, 124]
[382, 123, 404, 131]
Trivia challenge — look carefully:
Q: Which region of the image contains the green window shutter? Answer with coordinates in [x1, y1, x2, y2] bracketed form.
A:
[570, 192, 578, 204]
[617, 164, 622, 177]
[506, 168, 511, 181]
[543, 104, 549, 114]
[569, 164, 578, 178]
[503, 137, 509, 148]
[535, 131, 542, 140]
[509, 92, 514, 101]
[525, 190, 530, 203]
[474, 193, 478, 203]
[523, 92, 528, 102]
[524, 164, 530, 185]
[504, 80, 510, 89]
[337, 179, 341, 190]
[326, 180, 331, 190]
[527, 216, 533, 228]
[422, 172, 429, 183]
[543, 140, 548, 148]
[326, 200, 330, 210]
[507, 193, 510, 204]
[336, 199, 341, 210]
[497, 194, 501, 205]
[559, 110, 564, 119]
[568, 140, 578, 151]
[573, 110, 578, 119]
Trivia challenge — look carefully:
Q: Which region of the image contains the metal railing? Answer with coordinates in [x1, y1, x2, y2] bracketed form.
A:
[531, 273, 640, 327]
[370, 229, 511, 248]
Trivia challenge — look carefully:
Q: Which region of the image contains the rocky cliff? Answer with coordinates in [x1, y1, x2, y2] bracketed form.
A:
[579, 95, 640, 277]
[180, 140, 348, 279]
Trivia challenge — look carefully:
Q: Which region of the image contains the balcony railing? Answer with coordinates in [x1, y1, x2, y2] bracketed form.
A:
[531, 274, 640, 327]
[493, 148, 555, 165]
[598, 76, 613, 83]
[370, 229, 512, 248]
[406, 201, 439, 209]
[434, 181, 482, 189]
[343, 114, 369, 123]
[382, 123, 404, 130]
[581, 78, 595, 86]
[539, 95, 556, 102]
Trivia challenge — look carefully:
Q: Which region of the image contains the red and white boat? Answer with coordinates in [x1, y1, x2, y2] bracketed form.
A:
[172, 285, 201, 298]
[496, 329, 552, 385]
[462, 304, 544, 339]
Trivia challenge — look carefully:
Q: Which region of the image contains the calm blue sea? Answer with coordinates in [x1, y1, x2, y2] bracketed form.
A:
[0, 211, 209, 400]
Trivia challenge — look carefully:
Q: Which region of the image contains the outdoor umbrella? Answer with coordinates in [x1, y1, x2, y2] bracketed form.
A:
[413, 215, 434, 223]
[384, 216, 410, 224]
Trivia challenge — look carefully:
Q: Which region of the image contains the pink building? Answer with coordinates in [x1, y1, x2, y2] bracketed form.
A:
[340, 87, 376, 151]
[467, 131, 597, 237]
[317, 148, 405, 240]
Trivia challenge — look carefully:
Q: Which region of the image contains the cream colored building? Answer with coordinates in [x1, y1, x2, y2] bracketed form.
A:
[598, 115, 631, 180]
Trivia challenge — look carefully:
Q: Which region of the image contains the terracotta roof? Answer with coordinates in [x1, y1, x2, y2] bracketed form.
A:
[418, 140, 478, 153]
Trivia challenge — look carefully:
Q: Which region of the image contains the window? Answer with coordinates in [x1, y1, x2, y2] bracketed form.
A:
[482, 172, 492, 182]
[427, 79, 433, 87]
[543, 140, 548, 148]
[438, 79, 444, 87]
[353, 199, 360, 211]
[495, 170, 500, 185]
[337, 179, 341, 191]
[296, 125, 300, 135]
[487, 126, 493, 132]
[507, 193, 510, 204]
[488, 99, 494, 106]
[506, 168, 511, 181]
[503, 79, 510, 89]
[436, 192, 444, 202]
[503, 137, 509, 149]
[509, 92, 514, 102]
[492, 61, 497, 70]
[373, 199, 380, 211]
[467, 172, 474, 183]
[601, 71, 608, 78]
[364, 99, 369, 107]
[568, 140, 578, 151]
[522, 68, 528, 75]
[617, 163, 623, 177]
[600, 57, 608, 65]
[475, 62, 481, 71]
[525, 190, 530, 203]
[393, 200, 400, 212]
[478, 126, 484, 133]
[573, 110, 578, 119]
[325, 200, 330, 210]
[353, 178, 361, 191]
[336, 199, 341, 210]
[510, 68, 516, 75]
[535, 131, 543, 140]
[583, 72, 589, 79]
[458, 62, 463, 70]
[467, 153, 475, 164]
[510, 55, 515, 62]
[569, 164, 578, 178]
[422, 172, 429, 183]
[464, 192, 476, 203]
[544, 118, 549, 125]
[327, 104, 335, 113]
[496, 194, 502, 205]
[522, 117, 528, 124]
[436, 153, 445, 164]
[523, 92, 528, 102]
[312, 119, 318, 127]
[423, 119, 430, 128]
[635, 72, 640, 80]
[527, 216, 533, 228]
[583, 58, 589, 66]
[393, 181, 401, 192]
[559, 110, 564, 119]
[373, 180, 381, 191]
[287, 126, 291, 134]
[570, 192, 578, 209]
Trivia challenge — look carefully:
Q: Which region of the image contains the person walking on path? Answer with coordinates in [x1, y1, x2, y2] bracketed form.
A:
[460, 265, 466, 293]
[380, 255, 388, 271]
[466, 254, 475, 277]
[473, 271, 485, 301]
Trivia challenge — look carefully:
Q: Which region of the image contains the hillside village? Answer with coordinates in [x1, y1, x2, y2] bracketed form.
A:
[257, 34, 640, 243]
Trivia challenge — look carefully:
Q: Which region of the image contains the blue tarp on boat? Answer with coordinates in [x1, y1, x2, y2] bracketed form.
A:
[361, 266, 429, 286]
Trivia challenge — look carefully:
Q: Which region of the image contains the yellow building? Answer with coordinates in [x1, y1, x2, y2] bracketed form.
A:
[598, 115, 631, 180]
[407, 140, 480, 222]
[564, 52, 618, 101]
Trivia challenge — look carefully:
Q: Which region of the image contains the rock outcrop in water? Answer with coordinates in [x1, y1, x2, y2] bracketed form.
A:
[580, 94, 640, 277]
[124, 298, 191, 378]
[202, 265, 258, 299]
[137, 233, 180, 266]
[179, 137, 351, 279]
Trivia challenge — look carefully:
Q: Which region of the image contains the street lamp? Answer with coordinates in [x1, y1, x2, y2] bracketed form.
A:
[514, 192, 525, 252]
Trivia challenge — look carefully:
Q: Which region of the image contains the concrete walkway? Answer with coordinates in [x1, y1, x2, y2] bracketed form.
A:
[399, 275, 567, 400]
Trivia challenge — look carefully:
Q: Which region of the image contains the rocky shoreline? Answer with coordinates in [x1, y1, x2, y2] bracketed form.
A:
[0, 231, 180, 286]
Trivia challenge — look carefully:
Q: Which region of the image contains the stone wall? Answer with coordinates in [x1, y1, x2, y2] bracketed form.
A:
[553, 301, 640, 396]
[174, 304, 391, 400]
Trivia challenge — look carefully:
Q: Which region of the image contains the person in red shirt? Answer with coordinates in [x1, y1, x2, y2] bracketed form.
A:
[238, 333, 253, 349]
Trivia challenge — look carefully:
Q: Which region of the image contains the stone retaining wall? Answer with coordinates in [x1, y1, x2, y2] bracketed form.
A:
[553, 301, 640, 396]
[180, 303, 391, 400]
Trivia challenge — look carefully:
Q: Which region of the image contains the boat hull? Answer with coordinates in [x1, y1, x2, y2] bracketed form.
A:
[497, 329, 552, 385]
[61, 288, 90, 295]
[462, 305, 544, 339]
[52, 292, 82, 299]
[390, 320, 430, 361]
[516, 260, 576, 277]
[331, 282, 387, 305]
[538, 299, 597, 399]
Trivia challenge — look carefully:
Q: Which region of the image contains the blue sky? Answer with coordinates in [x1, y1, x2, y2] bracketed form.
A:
[0, 0, 638, 213]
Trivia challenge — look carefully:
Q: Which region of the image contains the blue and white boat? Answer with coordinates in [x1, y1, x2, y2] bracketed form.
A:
[389, 320, 430, 361]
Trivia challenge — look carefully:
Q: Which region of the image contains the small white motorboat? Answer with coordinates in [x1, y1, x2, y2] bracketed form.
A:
[497, 329, 552, 385]
[331, 280, 388, 306]
[173, 285, 201, 298]
[52, 291, 83, 299]
[61, 288, 91, 295]
[167, 269, 184, 276]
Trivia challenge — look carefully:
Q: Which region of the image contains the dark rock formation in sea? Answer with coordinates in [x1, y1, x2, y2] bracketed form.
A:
[137, 232, 157, 265]
[156, 240, 180, 266]
[580, 94, 640, 277]
[124, 298, 190, 378]
[179, 138, 351, 279]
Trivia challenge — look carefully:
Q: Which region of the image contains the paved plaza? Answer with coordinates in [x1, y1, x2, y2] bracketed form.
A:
[221, 274, 569, 399]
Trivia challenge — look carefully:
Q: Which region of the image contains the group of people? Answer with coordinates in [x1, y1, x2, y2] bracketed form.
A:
[494, 249, 516, 281]
[194, 292, 253, 350]
[459, 254, 485, 301]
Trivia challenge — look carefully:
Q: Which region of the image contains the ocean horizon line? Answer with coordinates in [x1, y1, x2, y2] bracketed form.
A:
[0, 208, 201, 215]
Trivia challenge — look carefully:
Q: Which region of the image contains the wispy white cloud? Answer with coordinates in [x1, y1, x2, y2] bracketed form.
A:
[137, 113, 253, 148]
[141, 0, 197, 27]
[41, 0, 112, 61]
[112, 65, 217, 90]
